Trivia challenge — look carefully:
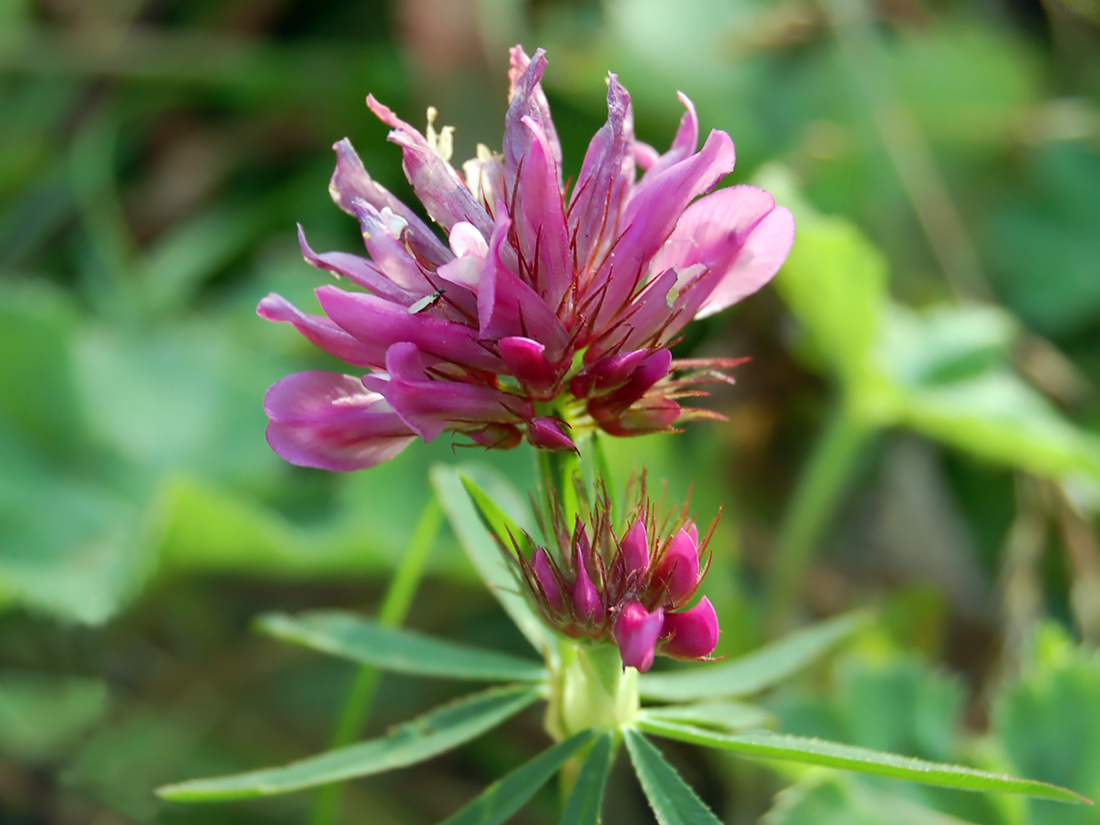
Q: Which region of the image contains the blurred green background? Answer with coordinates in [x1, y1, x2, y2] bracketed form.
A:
[2, 0, 1100, 822]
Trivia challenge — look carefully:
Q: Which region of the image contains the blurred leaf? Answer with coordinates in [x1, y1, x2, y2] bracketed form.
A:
[639, 611, 865, 701]
[437, 730, 594, 825]
[560, 730, 615, 825]
[0, 675, 107, 761]
[461, 474, 537, 557]
[256, 610, 546, 683]
[637, 719, 1089, 804]
[624, 727, 723, 825]
[639, 701, 773, 732]
[157, 683, 542, 801]
[431, 464, 554, 659]
[994, 624, 1100, 824]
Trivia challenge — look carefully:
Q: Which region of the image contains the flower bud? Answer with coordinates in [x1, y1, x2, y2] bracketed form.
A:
[652, 527, 700, 604]
[619, 520, 650, 578]
[534, 547, 564, 612]
[526, 417, 577, 452]
[499, 336, 559, 398]
[660, 597, 719, 659]
[613, 601, 665, 672]
[572, 545, 601, 622]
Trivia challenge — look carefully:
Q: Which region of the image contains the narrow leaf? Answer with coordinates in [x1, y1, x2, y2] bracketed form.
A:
[460, 474, 537, 557]
[431, 465, 554, 657]
[256, 610, 546, 683]
[437, 730, 594, 825]
[639, 701, 773, 732]
[157, 684, 541, 801]
[639, 611, 865, 701]
[561, 730, 615, 825]
[638, 718, 1091, 805]
[624, 728, 723, 825]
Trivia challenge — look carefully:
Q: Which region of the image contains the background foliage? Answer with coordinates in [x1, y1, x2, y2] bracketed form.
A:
[1, 0, 1099, 822]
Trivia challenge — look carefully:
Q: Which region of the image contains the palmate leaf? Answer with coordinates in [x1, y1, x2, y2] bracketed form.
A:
[437, 730, 595, 825]
[561, 731, 615, 825]
[639, 701, 773, 732]
[624, 727, 722, 825]
[431, 465, 555, 658]
[157, 684, 541, 801]
[256, 610, 546, 683]
[639, 612, 865, 701]
[637, 718, 1090, 805]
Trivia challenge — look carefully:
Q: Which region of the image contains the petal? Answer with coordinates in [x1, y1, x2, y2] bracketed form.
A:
[586, 350, 672, 420]
[660, 597, 719, 659]
[315, 285, 501, 373]
[298, 225, 418, 305]
[498, 336, 560, 397]
[263, 372, 416, 471]
[594, 397, 681, 437]
[613, 601, 664, 673]
[619, 519, 650, 577]
[526, 417, 577, 452]
[367, 95, 494, 239]
[534, 547, 565, 612]
[569, 348, 649, 399]
[350, 200, 440, 296]
[258, 293, 381, 367]
[505, 47, 562, 184]
[652, 527, 701, 605]
[329, 138, 451, 266]
[572, 542, 602, 623]
[648, 185, 796, 320]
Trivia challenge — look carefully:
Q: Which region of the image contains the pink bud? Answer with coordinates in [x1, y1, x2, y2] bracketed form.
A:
[569, 349, 649, 398]
[660, 597, 719, 659]
[613, 601, 665, 673]
[534, 547, 564, 612]
[572, 545, 601, 622]
[652, 527, 700, 604]
[466, 423, 524, 450]
[526, 417, 578, 452]
[498, 336, 559, 398]
[591, 397, 681, 437]
[619, 520, 650, 577]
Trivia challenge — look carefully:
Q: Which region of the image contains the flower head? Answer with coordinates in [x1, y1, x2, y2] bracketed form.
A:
[261, 46, 795, 470]
[516, 478, 721, 672]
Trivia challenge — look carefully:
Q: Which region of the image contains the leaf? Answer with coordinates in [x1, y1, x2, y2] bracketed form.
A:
[431, 464, 555, 658]
[461, 474, 536, 557]
[437, 730, 594, 825]
[639, 701, 774, 732]
[561, 731, 615, 825]
[624, 727, 723, 825]
[637, 719, 1090, 805]
[157, 683, 542, 801]
[256, 610, 546, 683]
[0, 675, 107, 761]
[639, 612, 865, 701]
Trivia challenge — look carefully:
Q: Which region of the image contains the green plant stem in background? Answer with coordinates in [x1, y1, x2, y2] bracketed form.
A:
[767, 408, 872, 633]
[309, 496, 444, 825]
[539, 446, 583, 524]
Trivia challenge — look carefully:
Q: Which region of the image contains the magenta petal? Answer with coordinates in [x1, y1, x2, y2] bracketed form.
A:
[367, 95, 494, 239]
[263, 372, 415, 471]
[619, 520, 650, 577]
[653, 528, 701, 604]
[660, 597, 719, 659]
[594, 397, 681, 437]
[499, 336, 559, 397]
[572, 543, 602, 623]
[329, 138, 450, 266]
[613, 601, 664, 673]
[534, 547, 565, 612]
[258, 293, 381, 368]
[350, 199, 439, 296]
[571, 349, 649, 398]
[298, 225, 417, 305]
[526, 417, 576, 452]
[593, 350, 672, 416]
[505, 47, 562, 184]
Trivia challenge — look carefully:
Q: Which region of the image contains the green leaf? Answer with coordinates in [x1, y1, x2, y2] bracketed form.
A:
[256, 610, 546, 683]
[637, 719, 1090, 805]
[157, 683, 542, 801]
[624, 727, 723, 825]
[431, 464, 554, 658]
[437, 730, 594, 825]
[561, 731, 615, 825]
[639, 612, 865, 701]
[639, 702, 774, 732]
[460, 474, 536, 557]
[0, 675, 107, 761]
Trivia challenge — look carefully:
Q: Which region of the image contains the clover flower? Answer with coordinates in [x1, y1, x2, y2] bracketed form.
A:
[515, 480, 720, 673]
[261, 46, 795, 470]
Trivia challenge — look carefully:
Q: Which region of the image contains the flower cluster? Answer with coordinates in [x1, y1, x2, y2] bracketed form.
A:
[260, 46, 795, 471]
[515, 481, 719, 672]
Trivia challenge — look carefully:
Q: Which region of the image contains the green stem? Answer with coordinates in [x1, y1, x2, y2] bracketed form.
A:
[766, 405, 871, 633]
[539, 446, 582, 525]
[309, 496, 444, 825]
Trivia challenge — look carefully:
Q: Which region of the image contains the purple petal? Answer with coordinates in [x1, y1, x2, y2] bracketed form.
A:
[619, 519, 650, 577]
[298, 225, 418, 304]
[258, 293, 381, 367]
[264, 372, 415, 471]
[505, 47, 562, 184]
[660, 597, 719, 659]
[652, 527, 701, 605]
[570, 348, 648, 398]
[350, 200, 439, 296]
[569, 74, 635, 273]
[526, 417, 577, 452]
[381, 343, 531, 441]
[315, 285, 501, 373]
[367, 95, 494, 239]
[466, 423, 524, 450]
[572, 542, 602, 623]
[613, 601, 665, 673]
[534, 547, 565, 612]
[586, 350, 672, 420]
[498, 336, 559, 397]
[329, 138, 451, 266]
[594, 397, 681, 438]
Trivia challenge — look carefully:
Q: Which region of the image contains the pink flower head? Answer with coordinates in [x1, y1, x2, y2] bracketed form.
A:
[515, 477, 721, 672]
[261, 46, 795, 471]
